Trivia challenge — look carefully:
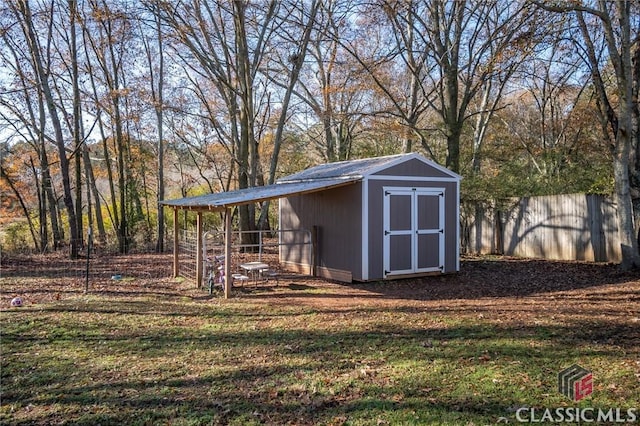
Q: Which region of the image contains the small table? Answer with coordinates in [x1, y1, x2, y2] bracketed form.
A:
[240, 262, 269, 286]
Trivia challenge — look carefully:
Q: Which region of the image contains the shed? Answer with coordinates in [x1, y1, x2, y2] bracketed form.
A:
[161, 152, 461, 297]
[278, 152, 461, 282]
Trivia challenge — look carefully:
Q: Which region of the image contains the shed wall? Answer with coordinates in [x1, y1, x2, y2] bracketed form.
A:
[280, 183, 362, 280]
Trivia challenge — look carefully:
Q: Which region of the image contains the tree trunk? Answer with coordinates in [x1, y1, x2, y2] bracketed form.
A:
[42, 152, 62, 250]
[82, 144, 107, 243]
[631, 29, 640, 252]
[234, 0, 257, 249]
[31, 157, 47, 252]
[154, 6, 165, 253]
[17, 0, 79, 258]
[70, 0, 84, 248]
[577, 6, 639, 269]
[82, 22, 120, 242]
[445, 123, 462, 174]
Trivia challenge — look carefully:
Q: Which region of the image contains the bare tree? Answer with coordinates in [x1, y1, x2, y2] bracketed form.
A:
[82, 0, 135, 253]
[151, 0, 317, 243]
[535, 0, 640, 269]
[9, 0, 80, 258]
[279, 0, 363, 163]
[140, 3, 167, 253]
[348, 0, 539, 173]
[0, 24, 63, 251]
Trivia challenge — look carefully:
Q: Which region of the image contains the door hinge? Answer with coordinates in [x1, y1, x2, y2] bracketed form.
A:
[384, 230, 390, 236]
[439, 229, 444, 233]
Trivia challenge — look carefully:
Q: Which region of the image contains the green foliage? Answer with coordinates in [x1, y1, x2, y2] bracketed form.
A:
[462, 156, 614, 202]
[0, 220, 32, 252]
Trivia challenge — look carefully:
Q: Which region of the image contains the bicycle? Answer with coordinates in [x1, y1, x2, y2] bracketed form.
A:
[205, 255, 226, 295]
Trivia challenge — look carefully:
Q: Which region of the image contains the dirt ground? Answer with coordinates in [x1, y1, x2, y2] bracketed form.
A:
[1, 252, 639, 316]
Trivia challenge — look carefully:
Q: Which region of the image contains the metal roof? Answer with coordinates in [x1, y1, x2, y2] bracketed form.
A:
[277, 152, 460, 182]
[160, 176, 361, 211]
[160, 153, 459, 211]
[277, 153, 410, 182]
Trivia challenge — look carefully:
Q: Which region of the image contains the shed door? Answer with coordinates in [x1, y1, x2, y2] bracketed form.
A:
[383, 188, 444, 277]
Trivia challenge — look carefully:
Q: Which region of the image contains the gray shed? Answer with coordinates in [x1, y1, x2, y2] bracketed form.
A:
[278, 152, 461, 282]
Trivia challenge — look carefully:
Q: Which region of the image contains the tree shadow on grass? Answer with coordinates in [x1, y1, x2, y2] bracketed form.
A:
[355, 258, 638, 299]
[3, 318, 638, 425]
[246, 258, 639, 302]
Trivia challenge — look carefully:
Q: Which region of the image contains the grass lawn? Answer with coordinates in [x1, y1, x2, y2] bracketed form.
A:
[1, 253, 639, 425]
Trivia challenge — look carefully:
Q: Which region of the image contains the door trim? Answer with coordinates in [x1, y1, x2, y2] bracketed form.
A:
[383, 187, 445, 278]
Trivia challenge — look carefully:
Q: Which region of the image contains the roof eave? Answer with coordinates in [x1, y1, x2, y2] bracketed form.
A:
[159, 177, 361, 211]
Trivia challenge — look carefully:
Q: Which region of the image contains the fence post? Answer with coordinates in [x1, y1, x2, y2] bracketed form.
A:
[196, 211, 203, 288]
[173, 207, 179, 278]
[224, 208, 232, 299]
[495, 209, 503, 255]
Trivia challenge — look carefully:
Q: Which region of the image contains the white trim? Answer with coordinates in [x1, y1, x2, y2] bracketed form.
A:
[367, 175, 460, 182]
[383, 187, 445, 278]
[361, 178, 369, 281]
[414, 189, 445, 274]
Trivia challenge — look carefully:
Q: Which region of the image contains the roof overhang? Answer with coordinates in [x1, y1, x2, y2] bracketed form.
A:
[160, 176, 362, 211]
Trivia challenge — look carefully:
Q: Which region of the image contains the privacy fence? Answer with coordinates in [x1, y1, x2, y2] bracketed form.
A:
[461, 193, 621, 263]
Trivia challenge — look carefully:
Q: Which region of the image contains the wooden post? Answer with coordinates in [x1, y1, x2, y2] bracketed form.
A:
[173, 207, 179, 278]
[495, 209, 503, 255]
[311, 225, 318, 277]
[196, 211, 203, 288]
[224, 208, 232, 299]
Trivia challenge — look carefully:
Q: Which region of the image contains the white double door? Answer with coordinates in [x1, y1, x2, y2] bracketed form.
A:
[383, 187, 444, 277]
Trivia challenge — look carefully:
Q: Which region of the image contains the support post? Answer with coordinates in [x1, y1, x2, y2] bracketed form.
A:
[196, 211, 203, 288]
[311, 225, 318, 277]
[173, 207, 179, 278]
[224, 207, 232, 299]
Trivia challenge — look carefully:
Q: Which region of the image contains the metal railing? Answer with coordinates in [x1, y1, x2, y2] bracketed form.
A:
[200, 228, 313, 287]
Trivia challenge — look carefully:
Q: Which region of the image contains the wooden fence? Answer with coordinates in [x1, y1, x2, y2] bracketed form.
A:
[461, 193, 621, 262]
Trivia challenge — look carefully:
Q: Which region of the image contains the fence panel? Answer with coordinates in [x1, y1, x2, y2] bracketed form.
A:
[461, 194, 621, 262]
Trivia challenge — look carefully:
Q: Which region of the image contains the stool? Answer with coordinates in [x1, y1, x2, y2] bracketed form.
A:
[231, 274, 249, 287]
[260, 269, 279, 286]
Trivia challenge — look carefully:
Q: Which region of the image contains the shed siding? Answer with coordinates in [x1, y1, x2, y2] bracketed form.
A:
[280, 183, 362, 280]
[373, 158, 454, 179]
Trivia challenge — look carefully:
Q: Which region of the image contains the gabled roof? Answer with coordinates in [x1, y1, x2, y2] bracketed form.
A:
[277, 153, 409, 182]
[277, 152, 460, 182]
[160, 152, 458, 211]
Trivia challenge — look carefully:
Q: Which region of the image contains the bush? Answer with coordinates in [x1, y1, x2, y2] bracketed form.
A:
[0, 220, 33, 253]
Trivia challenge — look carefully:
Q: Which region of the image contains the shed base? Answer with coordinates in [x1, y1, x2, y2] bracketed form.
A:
[316, 266, 352, 283]
[355, 270, 458, 283]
